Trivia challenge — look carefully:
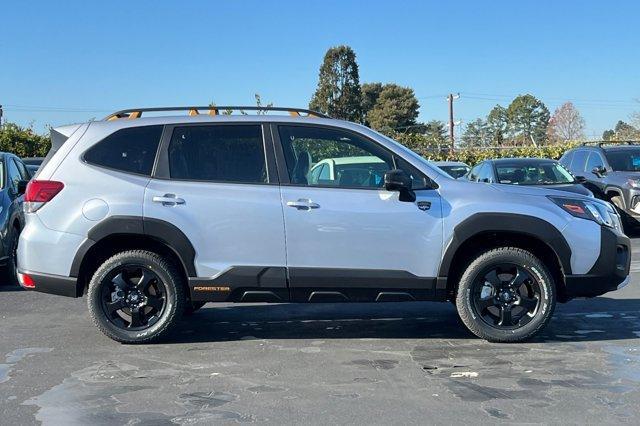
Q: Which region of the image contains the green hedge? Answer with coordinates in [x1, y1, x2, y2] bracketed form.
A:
[0, 122, 51, 158]
[393, 133, 577, 165]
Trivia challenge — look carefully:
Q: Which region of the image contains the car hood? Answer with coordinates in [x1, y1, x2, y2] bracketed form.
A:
[490, 182, 592, 199]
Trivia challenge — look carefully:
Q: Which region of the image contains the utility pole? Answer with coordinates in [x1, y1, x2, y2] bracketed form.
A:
[447, 93, 460, 152]
[0, 105, 3, 127]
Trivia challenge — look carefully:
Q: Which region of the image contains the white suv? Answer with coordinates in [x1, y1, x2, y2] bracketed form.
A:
[17, 106, 631, 343]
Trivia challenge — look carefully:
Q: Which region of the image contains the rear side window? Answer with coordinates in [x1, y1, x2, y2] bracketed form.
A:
[84, 125, 163, 176]
[168, 125, 267, 183]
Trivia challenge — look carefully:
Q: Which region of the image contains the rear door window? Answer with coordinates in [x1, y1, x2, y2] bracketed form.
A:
[7, 158, 21, 191]
[84, 125, 163, 176]
[168, 125, 267, 183]
[14, 159, 30, 180]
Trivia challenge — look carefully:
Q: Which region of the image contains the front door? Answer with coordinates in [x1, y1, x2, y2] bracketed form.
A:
[273, 124, 443, 302]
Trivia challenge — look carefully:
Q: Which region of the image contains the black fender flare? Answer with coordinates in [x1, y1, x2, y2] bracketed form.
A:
[604, 186, 624, 203]
[70, 215, 197, 277]
[438, 213, 572, 277]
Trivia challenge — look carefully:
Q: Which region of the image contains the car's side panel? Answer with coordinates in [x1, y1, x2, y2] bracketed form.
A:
[279, 185, 444, 279]
[436, 179, 600, 276]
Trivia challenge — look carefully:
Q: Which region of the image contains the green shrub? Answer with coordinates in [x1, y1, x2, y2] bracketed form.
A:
[392, 132, 578, 165]
[0, 122, 50, 158]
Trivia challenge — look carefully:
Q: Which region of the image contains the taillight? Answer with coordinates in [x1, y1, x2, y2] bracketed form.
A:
[24, 180, 64, 213]
[18, 272, 35, 289]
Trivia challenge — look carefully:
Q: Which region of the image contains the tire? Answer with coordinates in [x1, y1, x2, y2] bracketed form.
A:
[87, 250, 186, 344]
[455, 247, 556, 343]
[1, 228, 20, 286]
[184, 301, 206, 316]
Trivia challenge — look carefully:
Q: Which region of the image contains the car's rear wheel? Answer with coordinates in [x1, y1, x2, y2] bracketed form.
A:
[455, 247, 555, 343]
[87, 250, 185, 344]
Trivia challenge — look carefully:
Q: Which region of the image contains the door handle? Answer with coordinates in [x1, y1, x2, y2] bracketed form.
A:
[152, 194, 185, 206]
[286, 198, 320, 211]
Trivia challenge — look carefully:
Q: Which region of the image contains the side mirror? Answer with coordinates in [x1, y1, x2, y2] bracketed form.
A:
[592, 166, 606, 177]
[575, 175, 587, 184]
[17, 180, 28, 195]
[384, 169, 416, 202]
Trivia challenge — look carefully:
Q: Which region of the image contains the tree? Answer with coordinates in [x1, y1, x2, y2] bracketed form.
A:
[602, 120, 640, 140]
[365, 84, 420, 134]
[486, 105, 509, 145]
[309, 45, 362, 122]
[614, 120, 639, 139]
[461, 118, 490, 147]
[0, 122, 50, 157]
[547, 102, 585, 142]
[361, 82, 383, 124]
[602, 129, 615, 141]
[421, 120, 447, 143]
[506, 94, 550, 145]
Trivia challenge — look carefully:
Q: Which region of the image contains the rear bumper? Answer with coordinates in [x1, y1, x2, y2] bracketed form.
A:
[564, 226, 631, 299]
[18, 270, 82, 298]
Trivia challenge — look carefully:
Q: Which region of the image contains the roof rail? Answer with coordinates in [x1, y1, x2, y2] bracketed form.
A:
[104, 106, 329, 121]
[581, 140, 640, 147]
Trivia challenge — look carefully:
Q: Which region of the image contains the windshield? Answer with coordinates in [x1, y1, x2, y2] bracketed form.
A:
[439, 165, 470, 179]
[605, 149, 640, 171]
[495, 161, 575, 185]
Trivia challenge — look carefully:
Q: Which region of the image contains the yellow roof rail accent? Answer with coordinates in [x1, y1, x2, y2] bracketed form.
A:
[103, 107, 329, 121]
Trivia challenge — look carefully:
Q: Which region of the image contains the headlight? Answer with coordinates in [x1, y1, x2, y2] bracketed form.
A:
[548, 196, 622, 232]
[627, 178, 640, 189]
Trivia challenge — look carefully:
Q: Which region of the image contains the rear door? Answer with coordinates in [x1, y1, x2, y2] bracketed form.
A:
[145, 123, 287, 298]
[272, 123, 443, 302]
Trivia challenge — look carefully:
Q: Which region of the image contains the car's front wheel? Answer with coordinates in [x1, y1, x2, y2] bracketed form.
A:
[455, 247, 555, 343]
[87, 250, 185, 344]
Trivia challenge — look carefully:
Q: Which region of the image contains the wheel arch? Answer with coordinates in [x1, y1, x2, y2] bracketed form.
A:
[439, 213, 571, 302]
[604, 186, 624, 205]
[71, 216, 197, 295]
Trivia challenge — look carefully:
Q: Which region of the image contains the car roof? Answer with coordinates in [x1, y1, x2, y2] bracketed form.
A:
[59, 114, 361, 137]
[490, 157, 557, 164]
[573, 144, 640, 152]
[317, 156, 385, 165]
[433, 161, 469, 167]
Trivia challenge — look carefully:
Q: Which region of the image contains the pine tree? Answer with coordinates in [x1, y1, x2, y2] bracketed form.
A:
[309, 46, 363, 122]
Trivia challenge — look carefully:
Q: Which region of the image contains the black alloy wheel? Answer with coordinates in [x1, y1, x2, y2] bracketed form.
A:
[100, 265, 167, 330]
[471, 264, 541, 329]
[455, 247, 556, 343]
[88, 250, 185, 344]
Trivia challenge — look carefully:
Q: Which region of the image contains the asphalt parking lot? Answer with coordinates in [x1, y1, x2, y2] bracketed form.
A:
[1, 240, 639, 425]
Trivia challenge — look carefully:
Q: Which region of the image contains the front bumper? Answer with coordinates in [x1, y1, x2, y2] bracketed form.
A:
[564, 226, 631, 299]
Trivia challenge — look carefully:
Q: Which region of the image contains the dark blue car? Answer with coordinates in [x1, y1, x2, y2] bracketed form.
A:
[0, 153, 30, 285]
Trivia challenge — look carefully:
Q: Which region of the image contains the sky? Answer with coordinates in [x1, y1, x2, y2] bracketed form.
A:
[1, 0, 639, 139]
